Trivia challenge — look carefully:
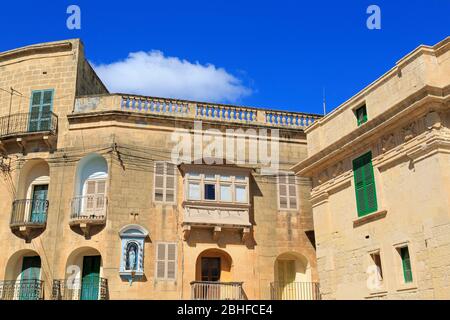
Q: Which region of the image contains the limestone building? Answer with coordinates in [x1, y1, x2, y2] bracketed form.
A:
[293, 37, 450, 299]
[0, 39, 320, 300]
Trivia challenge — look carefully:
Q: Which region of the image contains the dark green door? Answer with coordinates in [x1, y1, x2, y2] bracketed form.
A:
[19, 256, 41, 300]
[29, 90, 53, 132]
[81, 255, 101, 300]
[31, 185, 48, 223]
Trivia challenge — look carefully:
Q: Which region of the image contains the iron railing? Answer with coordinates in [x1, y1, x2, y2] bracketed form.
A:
[70, 195, 107, 223]
[0, 112, 58, 138]
[52, 277, 108, 300]
[191, 281, 245, 300]
[0, 280, 44, 300]
[270, 282, 321, 300]
[10, 199, 48, 227]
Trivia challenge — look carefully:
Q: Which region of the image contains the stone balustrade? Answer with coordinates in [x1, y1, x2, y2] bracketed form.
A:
[74, 94, 321, 129]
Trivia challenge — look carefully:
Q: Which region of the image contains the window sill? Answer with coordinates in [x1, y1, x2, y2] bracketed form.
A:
[183, 200, 250, 209]
[396, 283, 417, 292]
[353, 209, 387, 228]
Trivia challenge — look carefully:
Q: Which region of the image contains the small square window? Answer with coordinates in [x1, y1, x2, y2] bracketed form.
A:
[355, 105, 368, 126]
[204, 184, 216, 200]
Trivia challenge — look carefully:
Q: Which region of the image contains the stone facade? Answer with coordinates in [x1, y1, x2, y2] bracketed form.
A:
[293, 37, 450, 299]
[0, 39, 319, 300]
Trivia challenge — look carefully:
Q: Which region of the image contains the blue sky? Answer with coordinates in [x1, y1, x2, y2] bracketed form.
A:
[0, 0, 449, 114]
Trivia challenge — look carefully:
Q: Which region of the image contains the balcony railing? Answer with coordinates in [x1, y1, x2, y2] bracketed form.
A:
[0, 112, 58, 139]
[52, 278, 108, 300]
[70, 195, 107, 223]
[0, 280, 44, 300]
[191, 281, 245, 300]
[270, 282, 321, 300]
[74, 94, 322, 129]
[10, 199, 48, 227]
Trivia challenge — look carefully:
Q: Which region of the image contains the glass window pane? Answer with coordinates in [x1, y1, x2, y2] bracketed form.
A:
[205, 174, 215, 180]
[235, 185, 247, 202]
[204, 184, 216, 200]
[220, 185, 232, 202]
[166, 176, 174, 188]
[155, 163, 164, 175]
[220, 175, 231, 181]
[289, 197, 297, 208]
[235, 176, 246, 182]
[188, 172, 200, 179]
[32, 92, 42, 105]
[288, 185, 296, 197]
[188, 183, 200, 200]
[43, 91, 53, 104]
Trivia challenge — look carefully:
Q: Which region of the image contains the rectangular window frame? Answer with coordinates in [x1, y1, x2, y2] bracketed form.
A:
[185, 172, 249, 205]
[155, 242, 177, 281]
[153, 161, 177, 204]
[355, 104, 368, 126]
[277, 173, 298, 211]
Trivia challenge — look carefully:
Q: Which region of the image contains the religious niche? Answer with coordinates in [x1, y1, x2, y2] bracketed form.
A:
[119, 224, 149, 284]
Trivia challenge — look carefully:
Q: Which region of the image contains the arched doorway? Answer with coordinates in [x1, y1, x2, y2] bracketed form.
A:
[192, 249, 243, 300]
[12, 159, 50, 232]
[3, 250, 43, 300]
[195, 248, 232, 282]
[273, 252, 318, 300]
[56, 247, 105, 300]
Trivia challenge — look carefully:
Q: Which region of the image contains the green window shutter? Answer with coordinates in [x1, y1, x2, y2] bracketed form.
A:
[356, 105, 368, 126]
[29, 89, 54, 132]
[401, 247, 413, 283]
[353, 152, 378, 217]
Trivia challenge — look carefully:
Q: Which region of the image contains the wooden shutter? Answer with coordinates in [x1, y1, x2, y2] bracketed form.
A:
[154, 162, 176, 203]
[278, 174, 298, 210]
[86, 180, 96, 210]
[156, 243, 166, 279]
[401, 247, 413, 283]
[156, 243, 177, 280]
[353, 152, 378, 217]
[167, 243, 176, 280]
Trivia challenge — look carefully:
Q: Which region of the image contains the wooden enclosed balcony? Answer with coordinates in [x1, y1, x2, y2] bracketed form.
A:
[270, 282, 321, 300]
[0, 112, 57, 153]
[69, 195, 107, 237]
[190, 281, 245, 300]
[52, 277, 108, 300]
[0, 280, 44, 300]
[10, 199, 48, 241]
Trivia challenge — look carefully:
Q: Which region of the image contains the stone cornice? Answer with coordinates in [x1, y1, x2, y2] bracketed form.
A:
[0, 39, 76, 64]
[292, 85, 450, 176]
[304, 36, 450, 133]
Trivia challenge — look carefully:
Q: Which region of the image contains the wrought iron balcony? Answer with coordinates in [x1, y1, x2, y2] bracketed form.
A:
[0, 280, 44, 300]
[0, 111, 58, 139]
[190, 281, 245, 300]
[52, 278, 108, 300]
[270, 282, 321, 300]
[10, 199, 48, 227]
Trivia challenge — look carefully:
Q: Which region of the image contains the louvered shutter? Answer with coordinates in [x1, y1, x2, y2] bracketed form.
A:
[353, 152, 378, 217]
[156, 243, 166, 279]
[167, 243, 176, 280]
[154, 162, 165, 202]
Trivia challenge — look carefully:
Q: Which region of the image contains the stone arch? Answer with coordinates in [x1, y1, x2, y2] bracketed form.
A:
[4, 249, 41, 281]
[17, 158, 50, 200]
[74, 153, 108, 197]
[195, 248, 233, 282]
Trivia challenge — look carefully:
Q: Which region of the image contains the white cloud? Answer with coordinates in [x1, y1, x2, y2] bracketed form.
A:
[92, 51, 252, 103]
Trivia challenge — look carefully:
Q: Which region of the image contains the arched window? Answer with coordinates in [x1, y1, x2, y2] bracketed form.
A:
[73, 154, 108, 219]
[119, 225, 149, 282]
